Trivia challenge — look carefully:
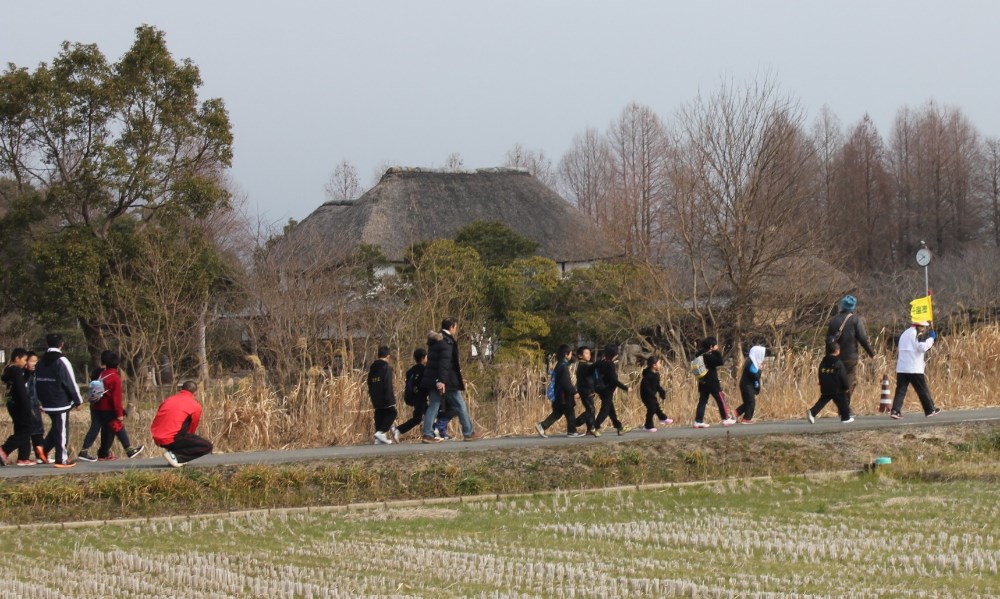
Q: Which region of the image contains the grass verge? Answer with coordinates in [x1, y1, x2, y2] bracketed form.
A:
[1, 421, 998, 526]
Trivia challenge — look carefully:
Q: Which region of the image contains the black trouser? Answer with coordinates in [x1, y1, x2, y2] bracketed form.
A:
[82, 409, 132, 457]
[594, 392, 623, 430]
[396, 398, 427, 435]
[574, 392, 597, 431]
[43, 410, 73, 465]
[2, 404, 33, 461]
[161, 432, 213, 464]
[736, 384, 757, 420]
[695, 387, 731, 423]
[809, 393, 850, 420]
[373, 406, 397, 434]
[642, 397, 667, 429]
[540, 399, 577, 434]
[891, 373, 936, 415]
[842, 358, 858, 412]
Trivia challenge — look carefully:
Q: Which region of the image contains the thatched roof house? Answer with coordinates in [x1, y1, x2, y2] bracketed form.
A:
[287, 167, 616, 271]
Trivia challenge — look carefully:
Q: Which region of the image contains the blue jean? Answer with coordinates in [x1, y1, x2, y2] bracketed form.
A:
[422, 389, 473, 438]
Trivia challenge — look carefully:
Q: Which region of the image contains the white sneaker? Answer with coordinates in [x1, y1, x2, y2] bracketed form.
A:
[374, 431, 392, 444]
[722, 418, 737, 427]
[841, 417, 855, 424]
[163, 451, 182, 468]
[392, 427, 401, 443]
[535, 422, 547, 438]
[806, 410, 815, 424]
[693, 421, 710, 429]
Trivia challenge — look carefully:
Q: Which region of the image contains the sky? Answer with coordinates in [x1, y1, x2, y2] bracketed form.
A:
[3, 1, 999, 225]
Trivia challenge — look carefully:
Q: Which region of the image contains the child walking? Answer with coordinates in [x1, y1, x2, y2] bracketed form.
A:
[367, 345, 398, 445]
[735, 345, 766, 423]
[593, 344, 631, 435]
[639, 356, 672, 432]
[1, 348, 34, 466]
[394, 348, 428, 442]
[77, 350, 144, 461]
[807, 341, 854, 423]
[692, 337, 735, 428]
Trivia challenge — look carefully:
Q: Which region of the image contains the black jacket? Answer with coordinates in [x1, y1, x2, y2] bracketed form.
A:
[35, 349, 83, 412]
[420, 330, 465, 392]
[739, 362, 761, 394]
[639, 367, 666, 403]
[552, 359, 577, 405]
[575, 361, 598, 396]
[696, 349, 724, 392]
[595, 359, 628, 399]
[2, 364, 32, 421]
[404, 363, 428, 406]
[826, 311, 875, 361]
[818, 355, 850, 396]
[367, 359, 395, 409]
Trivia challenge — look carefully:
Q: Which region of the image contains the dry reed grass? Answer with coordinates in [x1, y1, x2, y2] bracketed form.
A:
[5, 325, 1000, 455]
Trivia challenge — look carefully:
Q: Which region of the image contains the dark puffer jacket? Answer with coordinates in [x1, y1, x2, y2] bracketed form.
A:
[420, 330, 465, 392]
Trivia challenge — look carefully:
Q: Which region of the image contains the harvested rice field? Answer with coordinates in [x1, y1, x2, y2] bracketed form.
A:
[0, 474, 997, 598]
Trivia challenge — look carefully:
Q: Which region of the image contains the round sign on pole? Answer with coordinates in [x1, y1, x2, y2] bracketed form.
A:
[916, 247, 932, 267]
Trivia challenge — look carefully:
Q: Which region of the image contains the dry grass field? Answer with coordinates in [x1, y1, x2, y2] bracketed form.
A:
[6, 324, 999, 455]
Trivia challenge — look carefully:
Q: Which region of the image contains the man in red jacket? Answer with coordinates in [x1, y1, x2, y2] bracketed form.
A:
[150, 381, 213, 467]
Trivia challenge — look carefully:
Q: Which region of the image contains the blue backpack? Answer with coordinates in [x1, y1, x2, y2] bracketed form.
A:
[546, 369, 556, 403]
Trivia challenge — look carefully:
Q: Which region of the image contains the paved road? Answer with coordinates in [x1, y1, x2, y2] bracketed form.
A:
[3, 407, 999, 479]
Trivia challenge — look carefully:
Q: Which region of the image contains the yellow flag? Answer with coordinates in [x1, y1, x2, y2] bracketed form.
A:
[910, 296, 933, 323]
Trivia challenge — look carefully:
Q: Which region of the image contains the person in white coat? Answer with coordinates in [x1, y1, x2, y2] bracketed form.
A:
[890, 320, 941, 419]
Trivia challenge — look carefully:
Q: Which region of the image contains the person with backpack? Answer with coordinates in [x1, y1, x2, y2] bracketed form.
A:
[639, 355, 672, 432]
[367, 345, 398, 445]
[35, 333, 84, 467]
[593, 344, 630, 435]
[735, 345, 766, 423]
[692, 337, 735, 428]
[572, 346, 600, 436]
[394, 348, 428, 442]
[807, 341, 854, 423]
[77, 350, 144, 462]
[1, 348, 34, 466]
[535, 344, 582, 438]
[826, 295, 876, 414]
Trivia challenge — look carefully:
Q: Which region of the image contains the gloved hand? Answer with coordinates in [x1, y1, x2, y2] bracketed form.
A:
[928, 330, 937, 340]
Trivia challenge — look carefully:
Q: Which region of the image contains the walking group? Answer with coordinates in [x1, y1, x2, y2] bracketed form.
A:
[370, 298, 944, 443]
[367, 318, 479, 445]
[2, 333, 213, 468]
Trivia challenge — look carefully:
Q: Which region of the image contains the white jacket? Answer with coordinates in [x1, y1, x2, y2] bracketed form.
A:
[896, 326, 934, 374]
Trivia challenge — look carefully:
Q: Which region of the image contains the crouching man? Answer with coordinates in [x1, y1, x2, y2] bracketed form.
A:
[150, 380, 213, 467]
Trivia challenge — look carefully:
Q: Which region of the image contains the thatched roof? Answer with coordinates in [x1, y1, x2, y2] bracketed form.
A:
[287, 167, 615, 264]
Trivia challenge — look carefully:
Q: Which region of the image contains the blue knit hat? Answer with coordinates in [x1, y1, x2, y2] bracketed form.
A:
[840, 295, 857, 312]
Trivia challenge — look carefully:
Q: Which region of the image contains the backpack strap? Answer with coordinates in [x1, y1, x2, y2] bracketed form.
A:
[833, 313, 853, 341]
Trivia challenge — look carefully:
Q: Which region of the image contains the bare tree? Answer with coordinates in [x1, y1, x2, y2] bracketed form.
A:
[669, 78, 821, 350]
[504, 143, 558, 189]
[607, 102, 671, 259]
[830, 115, 894, 272]
[558, 127, 614, 221]
[810, 105, 844, 221]
[985, 137, 1000, 247]
[324, 159, 362, 202]
[444, 152, 465, 169]
[888, 102, 985, 258]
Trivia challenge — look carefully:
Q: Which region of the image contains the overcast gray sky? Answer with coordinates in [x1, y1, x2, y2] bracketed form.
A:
[3, 1, 999, 225]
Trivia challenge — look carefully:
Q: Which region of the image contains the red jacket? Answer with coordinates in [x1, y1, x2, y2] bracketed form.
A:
[92, 368, 124, 417]
[150, 390, 203, 446]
